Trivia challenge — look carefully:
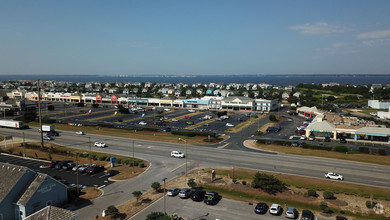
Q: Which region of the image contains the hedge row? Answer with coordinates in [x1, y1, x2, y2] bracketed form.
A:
[301, 144, 332, 151]
[171, 130, 216, 138]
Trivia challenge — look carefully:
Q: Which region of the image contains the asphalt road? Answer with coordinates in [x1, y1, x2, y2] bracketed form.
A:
[1, 125, 390, 219]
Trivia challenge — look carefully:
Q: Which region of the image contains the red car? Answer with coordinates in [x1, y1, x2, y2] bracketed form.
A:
[48, 160, 60, 168]
[86, 165, 104, 174]
[297, 130, 306, 135]
[184, 115, 191, 119]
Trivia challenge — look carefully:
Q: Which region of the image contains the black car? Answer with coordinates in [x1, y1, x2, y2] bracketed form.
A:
[48, 160, 60, 168]
[340, 138, 347, 143]
[254, 202, 268, 214]
[47, 130, 59, 136]
[55, 160, 73, 170]
[204, 192, 219, 205]
[191, 190, 206, 201]
[301, 210, 314, 220]
[324, 137, 331, 142]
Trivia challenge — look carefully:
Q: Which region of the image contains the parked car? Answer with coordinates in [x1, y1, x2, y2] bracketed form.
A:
[72, 164, 81, 172]
[291, 140, 299, 146]
[139, 121, 147, 126]
[285, 206, 298, 219]
[184, 115, 191, 119]
[340, 138, 347, 143]
[104, 169, 120, 177]
[191, 190, 206, 201]
[48, 160, 60, 168]
[94, 141, 106, 148]
[171, 151, 185, 158]
[325, 172, 344, 180]
[308, 135, 315, 141]
[336, 216, 348, 220]
[254, 202, 268, 214]
[78, 164, 91, 173]
[171, 119, 179, 122]
[75, 131, 84, 135]
[324, 136, 331, 142]
[55, 160, 72, 170]
[167, 188, 181, 196]
[301, 210, 314, 220]
[204, 192, 219, 205]
[269, 204, 281, 215]
[179, 188, 192, 199]
[297, 130, 306, 135]
[266, 126, 280, 132]
[203, 123, 210, 127]
[62, 162, 76, 171]
[300, 135, 306, 140]
[186, 121, 194, 125]
[225, 123, 234, 127]
[86, 165, 104, 174]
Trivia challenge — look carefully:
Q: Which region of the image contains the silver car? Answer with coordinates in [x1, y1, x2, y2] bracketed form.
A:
[167, 188, 180, 196]
[178, 188, 192, 199]
[285, 206, 298, 219]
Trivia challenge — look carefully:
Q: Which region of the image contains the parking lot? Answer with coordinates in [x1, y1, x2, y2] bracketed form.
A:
[40, 102, 252, 134]
[0, 154, 112, 188]
[131, 191, 324, 220]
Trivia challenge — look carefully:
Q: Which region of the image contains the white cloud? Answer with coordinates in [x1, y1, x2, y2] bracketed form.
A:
[356, 30, 390, 40]
[289, 22, 346, 35]
[361, 38, 390, 47]
[317, 42, 358, 54]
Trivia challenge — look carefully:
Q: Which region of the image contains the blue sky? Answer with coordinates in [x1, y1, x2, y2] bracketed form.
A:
[1, 0, 390, 75]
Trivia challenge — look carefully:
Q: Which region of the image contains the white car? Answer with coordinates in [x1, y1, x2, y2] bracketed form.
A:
[94, 141, 106, 148]
[300, 135, 306, 140]
[188, 109, 196, 113]
[325, 172, 344, 180]
[269, 204, 281, 215]
[171, 151, 185, 158]
[225, 123, 234, 127]
[164, 108, 171, 111]
[171, 119, 179, 122]
[76, 131, 84, 135]
[139, 121, 147, 126]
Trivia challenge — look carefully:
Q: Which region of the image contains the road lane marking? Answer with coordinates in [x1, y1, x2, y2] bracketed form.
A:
[170, 162, 187, 172]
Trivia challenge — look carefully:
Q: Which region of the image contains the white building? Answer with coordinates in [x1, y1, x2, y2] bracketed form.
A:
[368, 100, 390, 109]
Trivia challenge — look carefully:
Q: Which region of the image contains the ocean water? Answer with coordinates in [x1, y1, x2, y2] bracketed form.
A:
[1, 74, 390, 86]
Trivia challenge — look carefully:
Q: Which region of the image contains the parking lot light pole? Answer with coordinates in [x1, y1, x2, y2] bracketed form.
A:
[185, 140, 187, 176]
[22, 132, 26, 157]
[163, 177, 167, 214]
[89, 137, 91, 164]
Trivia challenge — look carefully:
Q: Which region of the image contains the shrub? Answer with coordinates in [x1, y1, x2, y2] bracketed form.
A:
[366, 200, 376, 209]
[41, 118, 56, 124]
[187, 178, 197, 188]
[138, 162, 145, 168]
[269, 114, 277, 122]
[251, 172, 285, 194]
[98, 155, 107, 161]
[105, 205, 120, 216]
[306, 189, 317, 197]
[232, 178, 237, 183]
[242, 181, 247, 185]
[151, 182, 161, 192]
[320, 201, 333, 213]
[323, 191, 335, 199]
[333, 145, 349, 153]
[359, 147, 370, 154]
[378, 148, 387, 155]
[301, 144, 332, 151]
[146, 212, 169, 220]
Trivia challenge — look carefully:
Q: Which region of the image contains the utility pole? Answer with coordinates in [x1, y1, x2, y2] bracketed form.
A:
[163, 177, 167, 214]
[89, 137, 92, 164]
[132, 140, 135, 173]
[76, 154, 79, 195]
[23, 132, 26, 157]
[38, 80, 44, 149]
[185, 140, 187, 176]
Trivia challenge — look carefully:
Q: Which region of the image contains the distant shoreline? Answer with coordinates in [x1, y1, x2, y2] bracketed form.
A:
[1, 74, 390, 86]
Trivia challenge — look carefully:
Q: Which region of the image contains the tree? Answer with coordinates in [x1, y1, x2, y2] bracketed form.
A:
[327, 96, 335, 102]
[151, 182, 161, 192]
[269, 114, 277, 122]
[105, 205, 119, 216]
[187, 178, 197, 188]
[251, 172, 285, 194]
[132, 191, 143, 203]
[323, 191, 335, 199]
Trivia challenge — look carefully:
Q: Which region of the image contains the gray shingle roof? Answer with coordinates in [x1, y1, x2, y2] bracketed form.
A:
[17, 173, 47, 206]
[0, 162, 29, 203]
[24, 205, 77, 220]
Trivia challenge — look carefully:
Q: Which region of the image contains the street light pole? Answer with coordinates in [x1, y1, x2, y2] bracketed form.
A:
[185, 140, 187, 176]
[132, 140, 135, 173]
[89, 137, 91, 164]
[163, 177, 167, 214]
[22, 132, 26, 157]
[37, 80, 44, 149]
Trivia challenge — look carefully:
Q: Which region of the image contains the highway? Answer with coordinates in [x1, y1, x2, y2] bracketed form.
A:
[1, 127, 390, 219]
